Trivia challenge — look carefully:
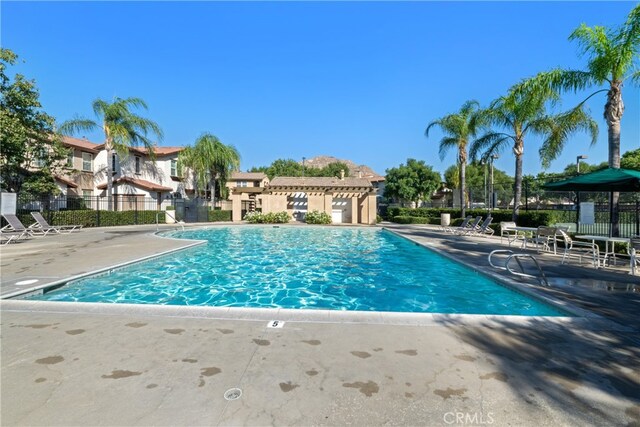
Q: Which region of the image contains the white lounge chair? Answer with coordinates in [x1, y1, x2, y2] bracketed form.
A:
[31, 212, 82, 233]
[631, 237, 640, 275]
[443, 216, 472, 234]
[456, 216, 483, 235]
[0, 229, 30, 244]
[473, 216, 494, 237]
[2, 213, 55, 236]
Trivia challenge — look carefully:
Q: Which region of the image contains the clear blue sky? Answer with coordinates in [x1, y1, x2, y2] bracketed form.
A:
[3, 1, 639, 178]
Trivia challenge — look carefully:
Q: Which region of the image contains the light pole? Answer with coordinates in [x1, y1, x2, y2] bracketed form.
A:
[489, 154, 499, 210]
[480, 160, 487, 210]
[302, 157, 306, 178]
[576, 155, 588, 174]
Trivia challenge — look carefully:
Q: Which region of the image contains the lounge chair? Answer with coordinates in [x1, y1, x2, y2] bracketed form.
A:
[473, 216, 494, 237]
[455, 216, 483, 235]
[631, 237, 640, 275]
[443, 216, 472, 234]
[31, 212, 82, 233]
[1, 213, 55, 236]
[0, 230, 30, 245]
[556, 229, 599, 267]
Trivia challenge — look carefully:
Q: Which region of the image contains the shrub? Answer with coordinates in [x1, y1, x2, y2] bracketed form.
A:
[305, 210, 332, 225]
[243, 211, 290, 224]
[391, 215, 431, 224]
[376, 214, 383, 224]
[43, 210, 161, 227]
[208, 210, 231, 222]
[166, 205, 175, 210]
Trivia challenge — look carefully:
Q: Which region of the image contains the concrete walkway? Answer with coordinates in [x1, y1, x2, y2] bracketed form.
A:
[1, 223, 639, 426]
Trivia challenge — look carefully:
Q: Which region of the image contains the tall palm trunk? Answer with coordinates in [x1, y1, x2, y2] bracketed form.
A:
[459, 146, 467, 218]
[105, 136, 114, 211]
[512, 138, 524, 221]
[606, 80, 624, 236]
[211, 176, 217, 209]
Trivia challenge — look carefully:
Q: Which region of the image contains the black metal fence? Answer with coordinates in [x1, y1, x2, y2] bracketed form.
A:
[3, 194, 212, 228]
[413, 174, 640, 237]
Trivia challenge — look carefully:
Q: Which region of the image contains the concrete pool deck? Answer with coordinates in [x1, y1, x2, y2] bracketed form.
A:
[1, 223, 639, 426]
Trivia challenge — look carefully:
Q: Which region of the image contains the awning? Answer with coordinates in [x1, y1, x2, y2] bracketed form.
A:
[542, 168, 640, 192]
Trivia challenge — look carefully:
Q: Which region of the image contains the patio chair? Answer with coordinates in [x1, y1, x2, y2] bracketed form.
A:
[499, 221, 517, 244]
[443, 215, 472, 234]
[1, 213, 54, 236]
[31, 212, 82, 233]
[556, 229, 599, 268]
[631, 236, 640, 276]
[528, 226, 558, 254]
[455, 216, 483, 236]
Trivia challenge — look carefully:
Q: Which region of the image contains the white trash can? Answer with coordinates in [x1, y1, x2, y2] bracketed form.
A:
[440, 213, 450, 227]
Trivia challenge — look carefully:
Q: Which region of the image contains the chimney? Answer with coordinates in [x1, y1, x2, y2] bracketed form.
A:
[340, 169, 345, 181]
[357, 170, 362, 179]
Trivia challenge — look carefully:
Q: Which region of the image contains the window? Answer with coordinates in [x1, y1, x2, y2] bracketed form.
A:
[112, 154, 118, 173]
[67, 150, 74, 167]
[82, 152, 93, 171]
[34, 148, 47, 168]
[82, 190, 93, 203]
[135, 156, 141, 174]
[170, 159, 178, 177]
[238, 181, 248, 188]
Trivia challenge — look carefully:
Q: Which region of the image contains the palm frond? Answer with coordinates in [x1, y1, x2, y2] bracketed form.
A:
[58, 117, 99, 136]
[469, 132, 511, 161]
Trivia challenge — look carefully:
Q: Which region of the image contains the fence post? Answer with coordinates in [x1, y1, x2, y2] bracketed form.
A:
[575, 192, 580, 234]
[96, 200, 101, 227]
[135, 197, 139, 224]
[636, 200, 640, 236]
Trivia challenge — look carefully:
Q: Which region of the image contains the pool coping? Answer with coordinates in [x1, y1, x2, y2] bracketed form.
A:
[0, 224, 626, 331]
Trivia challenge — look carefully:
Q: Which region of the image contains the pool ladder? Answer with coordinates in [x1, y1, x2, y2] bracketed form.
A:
[488, 250, 550, 287]
[156, 211, 185, 232]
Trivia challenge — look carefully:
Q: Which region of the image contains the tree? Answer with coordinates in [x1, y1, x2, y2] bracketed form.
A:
[520, 4, 640, 235]
[383, 158, 441, 206]
[621, 148, 640, 171]
[470, 82, 597, 221]
[60, 97, 163, 209]
[0, 48, 66, 195]
[250, 159, 351, 180]
[179, 133, 240, 207]
[425, 100, 483, 218]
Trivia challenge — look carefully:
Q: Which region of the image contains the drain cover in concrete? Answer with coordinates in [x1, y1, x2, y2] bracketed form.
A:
[224, 388, 242, 401]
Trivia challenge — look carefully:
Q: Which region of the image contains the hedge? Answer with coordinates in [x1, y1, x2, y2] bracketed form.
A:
[391, 215, 431, 224]
[387, 207, 561, 229]
[45, 210, 162, 227]
[305, 210, 332, 224]
[208, 210, 232, 222]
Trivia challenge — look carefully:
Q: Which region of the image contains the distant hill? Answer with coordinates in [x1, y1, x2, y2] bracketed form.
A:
[302, 156, 384, 180]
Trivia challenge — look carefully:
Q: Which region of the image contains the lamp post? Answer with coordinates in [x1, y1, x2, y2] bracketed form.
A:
[576, 155, 588, 174]
[480, 160, 487, 210]
[489, 154, 499, 210]
[302, 157, 306, 178]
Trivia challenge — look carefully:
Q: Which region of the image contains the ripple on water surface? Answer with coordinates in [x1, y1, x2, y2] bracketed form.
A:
[30, 227, 566, 316]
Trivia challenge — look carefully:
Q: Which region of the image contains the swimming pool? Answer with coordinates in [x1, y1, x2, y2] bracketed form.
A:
[28, 226, 566, 316]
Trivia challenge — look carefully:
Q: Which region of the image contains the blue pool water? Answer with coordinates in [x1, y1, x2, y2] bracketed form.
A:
[30, 227, 566, 316]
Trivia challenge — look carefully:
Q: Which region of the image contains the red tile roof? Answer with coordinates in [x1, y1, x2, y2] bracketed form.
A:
[97, 177, 173, 192]
[61, 136, 101, 154]
[54, 175, 78, 188]
[94, 145, 183, 156]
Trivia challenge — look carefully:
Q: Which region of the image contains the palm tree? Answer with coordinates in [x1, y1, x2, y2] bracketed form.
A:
[59, 97, 163, 210]
[470, 84, 597, 221]
[179, 133, 240, 208]
[518, 4, 639, 235]
[425, 100, 482, 218]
